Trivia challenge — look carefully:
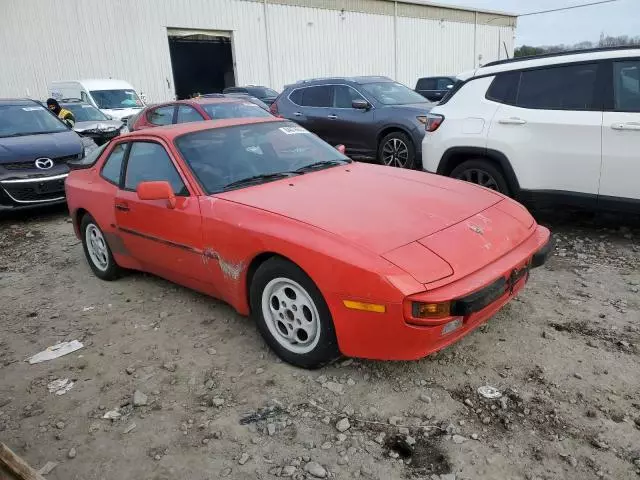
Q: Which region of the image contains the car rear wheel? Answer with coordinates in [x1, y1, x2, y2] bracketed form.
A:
[450, 159, 510, 195]
[250, 257, 340, 369]
[81, 214, 121, 281]
[378, 131, 416, 169]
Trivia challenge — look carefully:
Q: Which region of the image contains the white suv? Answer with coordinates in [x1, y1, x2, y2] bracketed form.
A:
[422, 47, 640, 212]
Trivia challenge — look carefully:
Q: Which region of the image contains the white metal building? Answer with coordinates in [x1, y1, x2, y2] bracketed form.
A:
[0, 0, 516, 102]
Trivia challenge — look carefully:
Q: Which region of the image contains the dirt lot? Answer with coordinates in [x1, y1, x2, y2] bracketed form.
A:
[1, 206, 639, 480]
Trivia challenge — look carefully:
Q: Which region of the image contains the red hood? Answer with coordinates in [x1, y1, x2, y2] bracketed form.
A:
[217, 163, 502, 254]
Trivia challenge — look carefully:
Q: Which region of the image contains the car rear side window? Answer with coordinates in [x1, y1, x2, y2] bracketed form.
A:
[416, 78, 436, 90]
[486, 71, 520, 105]
[301, 86, 332, 107]
[101, 143, 127, 185]
[124, 142, 188, 195]
[176, 105, 204, 123]
[516, 63, 599, 111]
[289, 89, 304, 106]
[147, 105, 175, 126]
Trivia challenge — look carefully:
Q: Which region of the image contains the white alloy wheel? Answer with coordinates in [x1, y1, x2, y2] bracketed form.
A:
[85, 223, 109, 272]
[261, 277, 321, 354]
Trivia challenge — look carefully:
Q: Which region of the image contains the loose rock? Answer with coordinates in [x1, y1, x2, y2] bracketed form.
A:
[133, 390, 148, 407]
[335, 417, 351, 432]
[67, 447, 77, 459]
[304, 461, 327, 478]
[238, 452, 250, 465]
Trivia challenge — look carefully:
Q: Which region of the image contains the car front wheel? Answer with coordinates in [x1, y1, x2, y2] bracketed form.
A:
[81, 214, 121, 281]
[250, 257, 340, 369]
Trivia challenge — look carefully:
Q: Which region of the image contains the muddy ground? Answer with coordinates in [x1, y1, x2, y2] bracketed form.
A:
[0, 206, 639, 480]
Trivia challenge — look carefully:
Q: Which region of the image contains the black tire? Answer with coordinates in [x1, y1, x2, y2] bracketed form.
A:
[377, 131, 416, 169]
[450, 158, 511, 196]
[250, 257, 340, 369]
[80, 214, 122, 281]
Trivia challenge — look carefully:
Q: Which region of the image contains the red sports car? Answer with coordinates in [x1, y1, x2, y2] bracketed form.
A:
[128, 97, 272, 131]
[66, 118, 551, 369]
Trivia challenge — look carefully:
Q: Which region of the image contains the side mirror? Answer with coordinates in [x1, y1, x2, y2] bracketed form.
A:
[335, 144, 346, 155]
[137, 181, 176, 209]
[352, 99, 370, 110]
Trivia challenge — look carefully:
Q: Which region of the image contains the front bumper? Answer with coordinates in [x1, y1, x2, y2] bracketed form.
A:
[329, 225, 551, 360]
[0, 173, 68, 210]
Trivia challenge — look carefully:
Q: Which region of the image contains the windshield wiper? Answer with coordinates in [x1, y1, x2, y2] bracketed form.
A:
[222, 172, 299, 191]
[0, 131, 61, 138]
[294, 159, 350, 173]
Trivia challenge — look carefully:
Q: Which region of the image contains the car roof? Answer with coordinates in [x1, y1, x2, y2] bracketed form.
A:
[459, 46, 640, 81]
[75, 79, 135, 90]
[121, 117, 286, 140]
[0, 98, 39, 106]
[287, 76, 394, 88]
[188, 97, 249, 105]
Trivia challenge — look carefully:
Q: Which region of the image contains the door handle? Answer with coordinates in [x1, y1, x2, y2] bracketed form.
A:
[327, 114, 337, 120]
[115, 202, 130, 212]
[293, 112, 303, 117]
[498, 117, 527, 125]
[611, 122, 640, 131]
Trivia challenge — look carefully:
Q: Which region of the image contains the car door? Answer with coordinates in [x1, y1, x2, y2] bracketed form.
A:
[600, 59, 640, 201]
[292, 86, 333, 141]
[176, 104, 205, 124]
[486, 63, 603, 196]
[434, 77, 455, 102]
[326, 85, 375, 153]
[415, 78, 436, 100]
[113, 139, 209, 285]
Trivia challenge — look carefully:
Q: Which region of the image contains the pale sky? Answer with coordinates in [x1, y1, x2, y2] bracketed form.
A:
[437, 0, 640, 46]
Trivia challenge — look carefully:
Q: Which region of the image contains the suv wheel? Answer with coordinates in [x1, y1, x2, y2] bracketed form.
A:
[378, 132, 415, 169]
[450, 159, 510, 195]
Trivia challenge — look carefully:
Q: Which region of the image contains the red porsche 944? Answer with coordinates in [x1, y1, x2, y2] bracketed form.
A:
[65, 117, 551, 368]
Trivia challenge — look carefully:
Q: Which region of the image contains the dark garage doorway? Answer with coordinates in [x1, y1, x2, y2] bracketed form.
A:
[168, 30, 235, 99]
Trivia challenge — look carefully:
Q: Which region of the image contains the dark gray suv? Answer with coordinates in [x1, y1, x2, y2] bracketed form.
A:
[272, 76, 432, 169]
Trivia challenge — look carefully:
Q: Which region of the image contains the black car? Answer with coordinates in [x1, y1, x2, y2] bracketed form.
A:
[415, 76, 457, 102]
[222, 86, 279, 105]
[0, 99, 84, 211]
[272, 76, 432, 169]
[61, 100, 126, 146]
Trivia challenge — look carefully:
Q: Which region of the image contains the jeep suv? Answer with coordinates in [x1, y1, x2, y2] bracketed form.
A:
[273, 76, 432, 169]
[422, 47, 640, 211]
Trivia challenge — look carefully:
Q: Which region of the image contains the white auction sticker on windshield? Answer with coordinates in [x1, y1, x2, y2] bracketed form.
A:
[22, 106, 43, 111]
[279, 126, 309, 135]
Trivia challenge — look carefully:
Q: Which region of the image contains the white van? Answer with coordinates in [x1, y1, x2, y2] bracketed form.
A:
[49, 79, 145, 122]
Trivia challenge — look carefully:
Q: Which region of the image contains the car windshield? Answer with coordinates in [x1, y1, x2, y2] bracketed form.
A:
[90, 89, 143, 110]
[361, 81, 427, 105]
[201, 102, 273, 119]
[247, 87, 278, 98]
[64, 104, 109, 121]
[175, 121, 350, 193]
[0, 104, 68, 138]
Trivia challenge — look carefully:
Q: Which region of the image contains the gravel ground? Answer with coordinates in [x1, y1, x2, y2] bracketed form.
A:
[0, 205, 639, 480]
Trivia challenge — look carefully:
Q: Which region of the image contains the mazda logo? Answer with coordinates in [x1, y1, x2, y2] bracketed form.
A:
[35, 158, 54, 170]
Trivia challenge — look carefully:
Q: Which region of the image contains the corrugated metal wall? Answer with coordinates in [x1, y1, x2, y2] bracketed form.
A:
[0, 0, 514, 101]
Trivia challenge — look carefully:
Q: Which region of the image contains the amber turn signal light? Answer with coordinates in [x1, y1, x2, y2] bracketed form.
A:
[412, 301, 451, 319]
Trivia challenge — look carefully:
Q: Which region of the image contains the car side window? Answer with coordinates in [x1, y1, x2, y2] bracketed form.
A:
[332, 85, 366, 108]
[124, 142, 188, 196]
[422, 78, 437, 90]
[613, 60, 640, 112]
[101, 143, 127, 185]
[437, 78, 454, 90]
[176, 105, 204, 123]
[289, 89, 304, 106]
[516, 63, 598, 111]
[301, 86, 332, 107]
[486, 71, 520, 105]
[147, 106, 175, 126]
